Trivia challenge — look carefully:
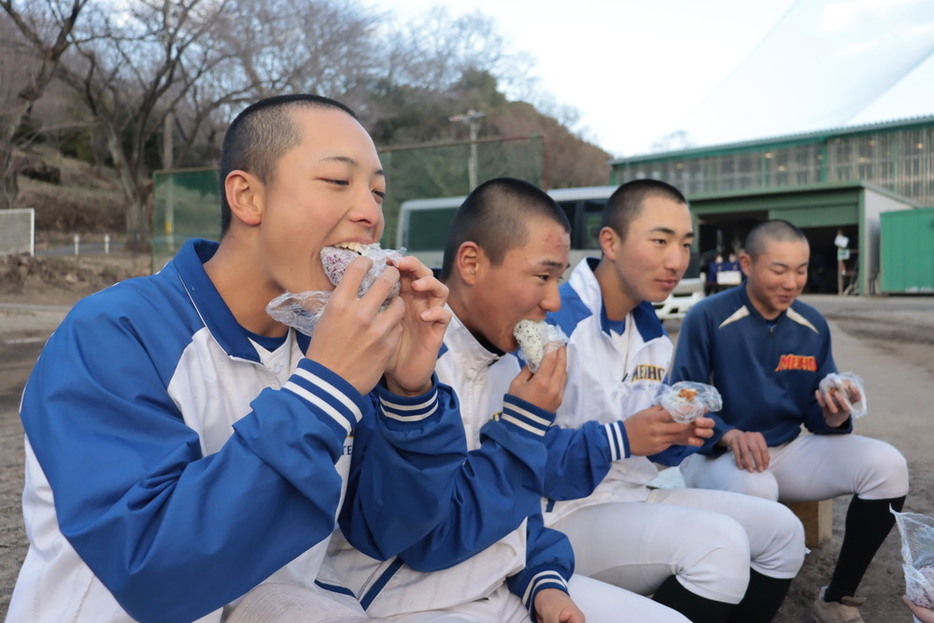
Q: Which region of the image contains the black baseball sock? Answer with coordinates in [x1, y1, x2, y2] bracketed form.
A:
[824, 494, 906, 602]
[728, 569, 792, 622]
[652, 574, 736, 623]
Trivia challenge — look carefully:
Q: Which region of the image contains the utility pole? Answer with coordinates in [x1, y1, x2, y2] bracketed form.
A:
[449, 109, 485, 191]
[163, 111, 175, 250]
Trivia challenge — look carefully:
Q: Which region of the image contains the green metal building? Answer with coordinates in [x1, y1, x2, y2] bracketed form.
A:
[879, 207, 934, 294]
[610, 116, 934, 294]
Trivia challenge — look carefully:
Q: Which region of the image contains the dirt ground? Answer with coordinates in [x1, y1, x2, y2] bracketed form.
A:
[1, 264, 933, 620]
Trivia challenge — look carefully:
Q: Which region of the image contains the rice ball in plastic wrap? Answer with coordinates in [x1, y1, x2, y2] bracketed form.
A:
[320, 242, 405, 300]
[513, 319, 568, 373]
[819, 371, 867, 418]
[655, 381, 723, 423]
[893, 509, 934, 609]
[265, 243, 405, 334]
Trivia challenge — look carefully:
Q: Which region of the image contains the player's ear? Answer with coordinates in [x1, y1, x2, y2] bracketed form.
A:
[455, 241, 484, 286]
[739, 251, 753, 276]
[225, 170, 264, 227]
[598, 226, 619, 260]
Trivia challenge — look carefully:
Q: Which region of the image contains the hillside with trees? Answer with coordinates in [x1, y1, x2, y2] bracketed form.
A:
[0, 0, 611, 253]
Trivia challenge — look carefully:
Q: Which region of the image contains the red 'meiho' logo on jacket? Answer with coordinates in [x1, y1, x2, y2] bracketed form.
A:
[774, 354, 817, 372]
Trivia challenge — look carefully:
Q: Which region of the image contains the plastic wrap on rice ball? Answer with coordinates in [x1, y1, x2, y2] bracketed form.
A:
[819, 371, 867, 418]
[655, 381, 723, 423]
[513, 319, 568, 373]
[265, 242, 405, 334]
[320, 242, 405, 300]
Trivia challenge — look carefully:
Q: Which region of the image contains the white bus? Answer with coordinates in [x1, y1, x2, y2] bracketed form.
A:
[396, 185, 704, 320]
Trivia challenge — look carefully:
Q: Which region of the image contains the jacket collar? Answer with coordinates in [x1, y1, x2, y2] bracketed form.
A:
[443, 307, 506, 372]
[568, 257, 665, 343]
[734, 285, 817, 333]
[173, 239, 310, 362]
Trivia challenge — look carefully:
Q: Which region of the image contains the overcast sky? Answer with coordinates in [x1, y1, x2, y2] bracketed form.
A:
[372, 0, 934, 157]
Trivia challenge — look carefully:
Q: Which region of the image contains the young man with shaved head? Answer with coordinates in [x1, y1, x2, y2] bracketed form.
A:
[330, 177, 694, 622]
[7, 94, 465, 623]
[670, 219, 909, 623]
[541, 180, 806, 623]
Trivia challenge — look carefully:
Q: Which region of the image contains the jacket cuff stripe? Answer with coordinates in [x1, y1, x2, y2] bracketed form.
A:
[605, 421, 627, 460]
[292, 366, 363, 421]
[522, 569, 569, 605]
[503, 400, 553, 428]
[498, 396, 555, 437]
[379, 389, 439, 422]
[500, 413, 548, 436]
[284, 365, 363, 433]
[282, 381, 354, 434]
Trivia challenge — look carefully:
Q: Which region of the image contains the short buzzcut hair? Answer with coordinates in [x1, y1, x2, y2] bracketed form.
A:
[439, 177, 570, 281]
[601, 178, 688, 242]
[218, 94, 358, 235]
[743, 219, 808, 260]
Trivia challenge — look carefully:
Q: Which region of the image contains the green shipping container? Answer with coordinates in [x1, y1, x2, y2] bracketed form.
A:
[880, 208, 934, 294]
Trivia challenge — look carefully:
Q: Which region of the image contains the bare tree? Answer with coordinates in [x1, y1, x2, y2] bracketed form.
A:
[0, 0, 87, 210]
[380, 8, 513, 92]
[45, 0, 386, 251]
[4, 0, 613, 248]
[40, 0, 250, 251]
[199, 0, 381, 122]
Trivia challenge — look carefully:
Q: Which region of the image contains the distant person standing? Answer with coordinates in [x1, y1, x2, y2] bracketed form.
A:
[703, 253, 723, 296]
[717, 252, 742, 290]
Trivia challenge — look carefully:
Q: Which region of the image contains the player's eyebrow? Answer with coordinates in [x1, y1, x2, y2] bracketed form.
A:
[769, 260, 809, 269]
[648, 225, 694, 239]
[319, 155, 384, 178]
[537, 259, 570, 271]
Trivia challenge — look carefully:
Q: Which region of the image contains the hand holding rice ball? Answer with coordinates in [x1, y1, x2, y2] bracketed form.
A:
[655, 381, 723, 423]
[818, 371, 867, 419]
[513, 319, 568, 373]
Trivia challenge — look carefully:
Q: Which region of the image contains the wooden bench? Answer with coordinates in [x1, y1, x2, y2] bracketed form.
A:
[784, 499, 834, 547]
[650, 468, 835, 548]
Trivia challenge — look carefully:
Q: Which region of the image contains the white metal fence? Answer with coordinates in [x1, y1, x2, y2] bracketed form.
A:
[0, 208, 35, 255]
